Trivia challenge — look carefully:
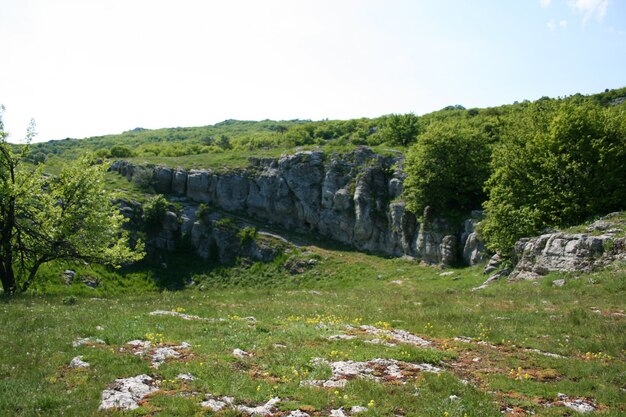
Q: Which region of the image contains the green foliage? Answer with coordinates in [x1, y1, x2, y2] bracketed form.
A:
[380, 113, 420, 146]
[238, 226, 257, 245]
[404, 121, 492, 217]
[131, 167, 154, 191]
[0, 108, 144, 293]
[481, 101, 626, 254]
[142, 194, 168, 226]
[109, 145, 134, 157]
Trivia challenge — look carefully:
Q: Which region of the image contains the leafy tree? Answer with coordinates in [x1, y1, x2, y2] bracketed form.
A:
[0, 108, 144, 293]
[380, 113, 420, 146]
[481, 101, 626, 254]
[403, 121, 492, 218]
[143, 194, 168, 226]
[109, 145, 134, 157]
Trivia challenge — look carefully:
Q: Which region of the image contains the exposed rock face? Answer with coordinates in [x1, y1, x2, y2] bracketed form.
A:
[508, 215, 626, 280]
[461, 211, 486, 266]
[110, 148, 486, 266]
[509, 231, 625, 280]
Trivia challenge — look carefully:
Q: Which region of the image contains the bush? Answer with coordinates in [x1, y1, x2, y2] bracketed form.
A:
[481, 101, 626, 254]
[132, 168, 154, 191]
[238, 226, 258, 245]
[403, 121, 492, 217]
[143, 195, 168, 227]
[109, 145, 134, 158]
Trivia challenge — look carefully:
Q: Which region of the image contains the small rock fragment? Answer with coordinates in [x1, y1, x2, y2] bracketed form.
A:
[72, 337, 105, 347]
[232, 348, 250, 359]
[351, 406, 368, 413]
[99, 374, 157, 410]
[552, 279, 566, 287]
[176, 373, 195, 381]
[330, 408, 348, 417]
[69, 356, 90, 368]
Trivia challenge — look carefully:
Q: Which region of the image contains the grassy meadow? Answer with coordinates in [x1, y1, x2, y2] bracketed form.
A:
[1, 243, 624, 417]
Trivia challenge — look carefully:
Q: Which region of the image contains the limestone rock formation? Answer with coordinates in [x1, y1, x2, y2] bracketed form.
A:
[110, 147, 486, 266]
[509, 214, 625, 280]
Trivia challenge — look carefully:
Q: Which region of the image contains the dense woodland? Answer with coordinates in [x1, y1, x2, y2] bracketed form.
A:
[17, 87, 626, 255]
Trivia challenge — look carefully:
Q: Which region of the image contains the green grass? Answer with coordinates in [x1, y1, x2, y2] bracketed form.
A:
[1, 245, 624, 417]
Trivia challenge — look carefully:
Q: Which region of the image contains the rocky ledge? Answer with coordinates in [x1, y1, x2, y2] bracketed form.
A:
[111, 147, 487, 267]
[509, 213, 626, 280]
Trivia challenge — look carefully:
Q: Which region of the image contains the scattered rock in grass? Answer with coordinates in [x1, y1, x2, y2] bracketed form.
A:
[483, 254, 503, 274]
[329, 334, 357, 341]
[176, 373, 195, 381]
[96, 325, 104, 331]
[555, 393, 597, 413]
[99, 374, 158, 410]
[124, 340, 192, 368]
[390, 280, 403, 285]
[69, 356, 90, 368]
[449, 395, 460, 401]
[523, 348, 565, 359]
[330, 408, 348, 417]
[472, 269, 510, 291]
[237, 397, 281, 415]
[149, 310, 206, 320]
[232, 348, 251, 359]
[200, 395, 235, 412]
[273, 343, 287, 348]
[287, 410, 310, 417]
[552, 279, 566, 287]
[244, 316, 257, 323]
[351, 406, 368, 413]
[439, 271, 454, 276]
[304, 357, 441, 387]
[72, 337, 105, 347]
[356, 325, 431, 347]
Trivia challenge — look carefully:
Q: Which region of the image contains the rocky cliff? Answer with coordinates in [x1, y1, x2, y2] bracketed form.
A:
[509, 214, 626, 280]
[111, 147, 485, 266]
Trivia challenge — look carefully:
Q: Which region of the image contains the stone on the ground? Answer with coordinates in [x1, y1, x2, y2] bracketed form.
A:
[236, 397, 280, 416]
[99, 374, 158, 410]
[72, 337, 105, 347]
[200, 395, 235, 412]
[149, 310, 204, 320]
[330, 408, 348, 417]
[557, 393, 597, 413]
[552, 279, 566, 287]
[232, 348, 250, 358]
[351, 406, 369, 413]
[483, 254, 503, 274]
[69, 356, 90, 368]
[287, 411, 310, 417]
[176, 373, 195, 381]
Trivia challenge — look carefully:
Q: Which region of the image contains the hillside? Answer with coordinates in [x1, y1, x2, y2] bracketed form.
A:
[1, 87, 625, 416]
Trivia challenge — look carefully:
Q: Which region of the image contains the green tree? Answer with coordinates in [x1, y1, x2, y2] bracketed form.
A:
[0, 108, 144, 293]
[403, 121, 492, 217]
[481, 101, 626, 254]
[380, 113, 420, 147]
[109, 145, 134, 157]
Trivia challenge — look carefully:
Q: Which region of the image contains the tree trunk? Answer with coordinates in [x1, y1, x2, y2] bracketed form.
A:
[0, 264, 16, 294]
[20, 260, 42, 293]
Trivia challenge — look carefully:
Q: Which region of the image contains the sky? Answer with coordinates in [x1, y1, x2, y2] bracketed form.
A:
[0, 0, 625, 143]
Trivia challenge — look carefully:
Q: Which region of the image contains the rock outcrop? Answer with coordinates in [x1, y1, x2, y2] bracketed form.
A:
[117, 199, 286, 265]
[111, 148, 485, 266]
[509, 214, 625, 280]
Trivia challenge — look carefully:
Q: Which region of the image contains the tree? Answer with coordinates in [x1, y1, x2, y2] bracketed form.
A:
[481, 101, 626, 254]
[403, 121, 492, 218]
[380, 113, 420, 147]
[0, 108, 144, 294]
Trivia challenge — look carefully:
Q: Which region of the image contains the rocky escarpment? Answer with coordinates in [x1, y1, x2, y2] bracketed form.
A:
[117, 199, 286, 265]
[111, 148, 486, 266]
[509, 214, 626, 280]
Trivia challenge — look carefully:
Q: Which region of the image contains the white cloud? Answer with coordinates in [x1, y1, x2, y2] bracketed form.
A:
[559, 20, 568, 28]
[569, 0, 609, 23]
[540, 0, 552, 8]
[547, 18, 568, 30]
[547, 18, 557, 30]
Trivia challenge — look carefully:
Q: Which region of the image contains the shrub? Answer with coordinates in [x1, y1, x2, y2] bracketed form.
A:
[143, 195, 168, 227]
[109, 145, 134, 158]
[481, 101, 626, 254]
